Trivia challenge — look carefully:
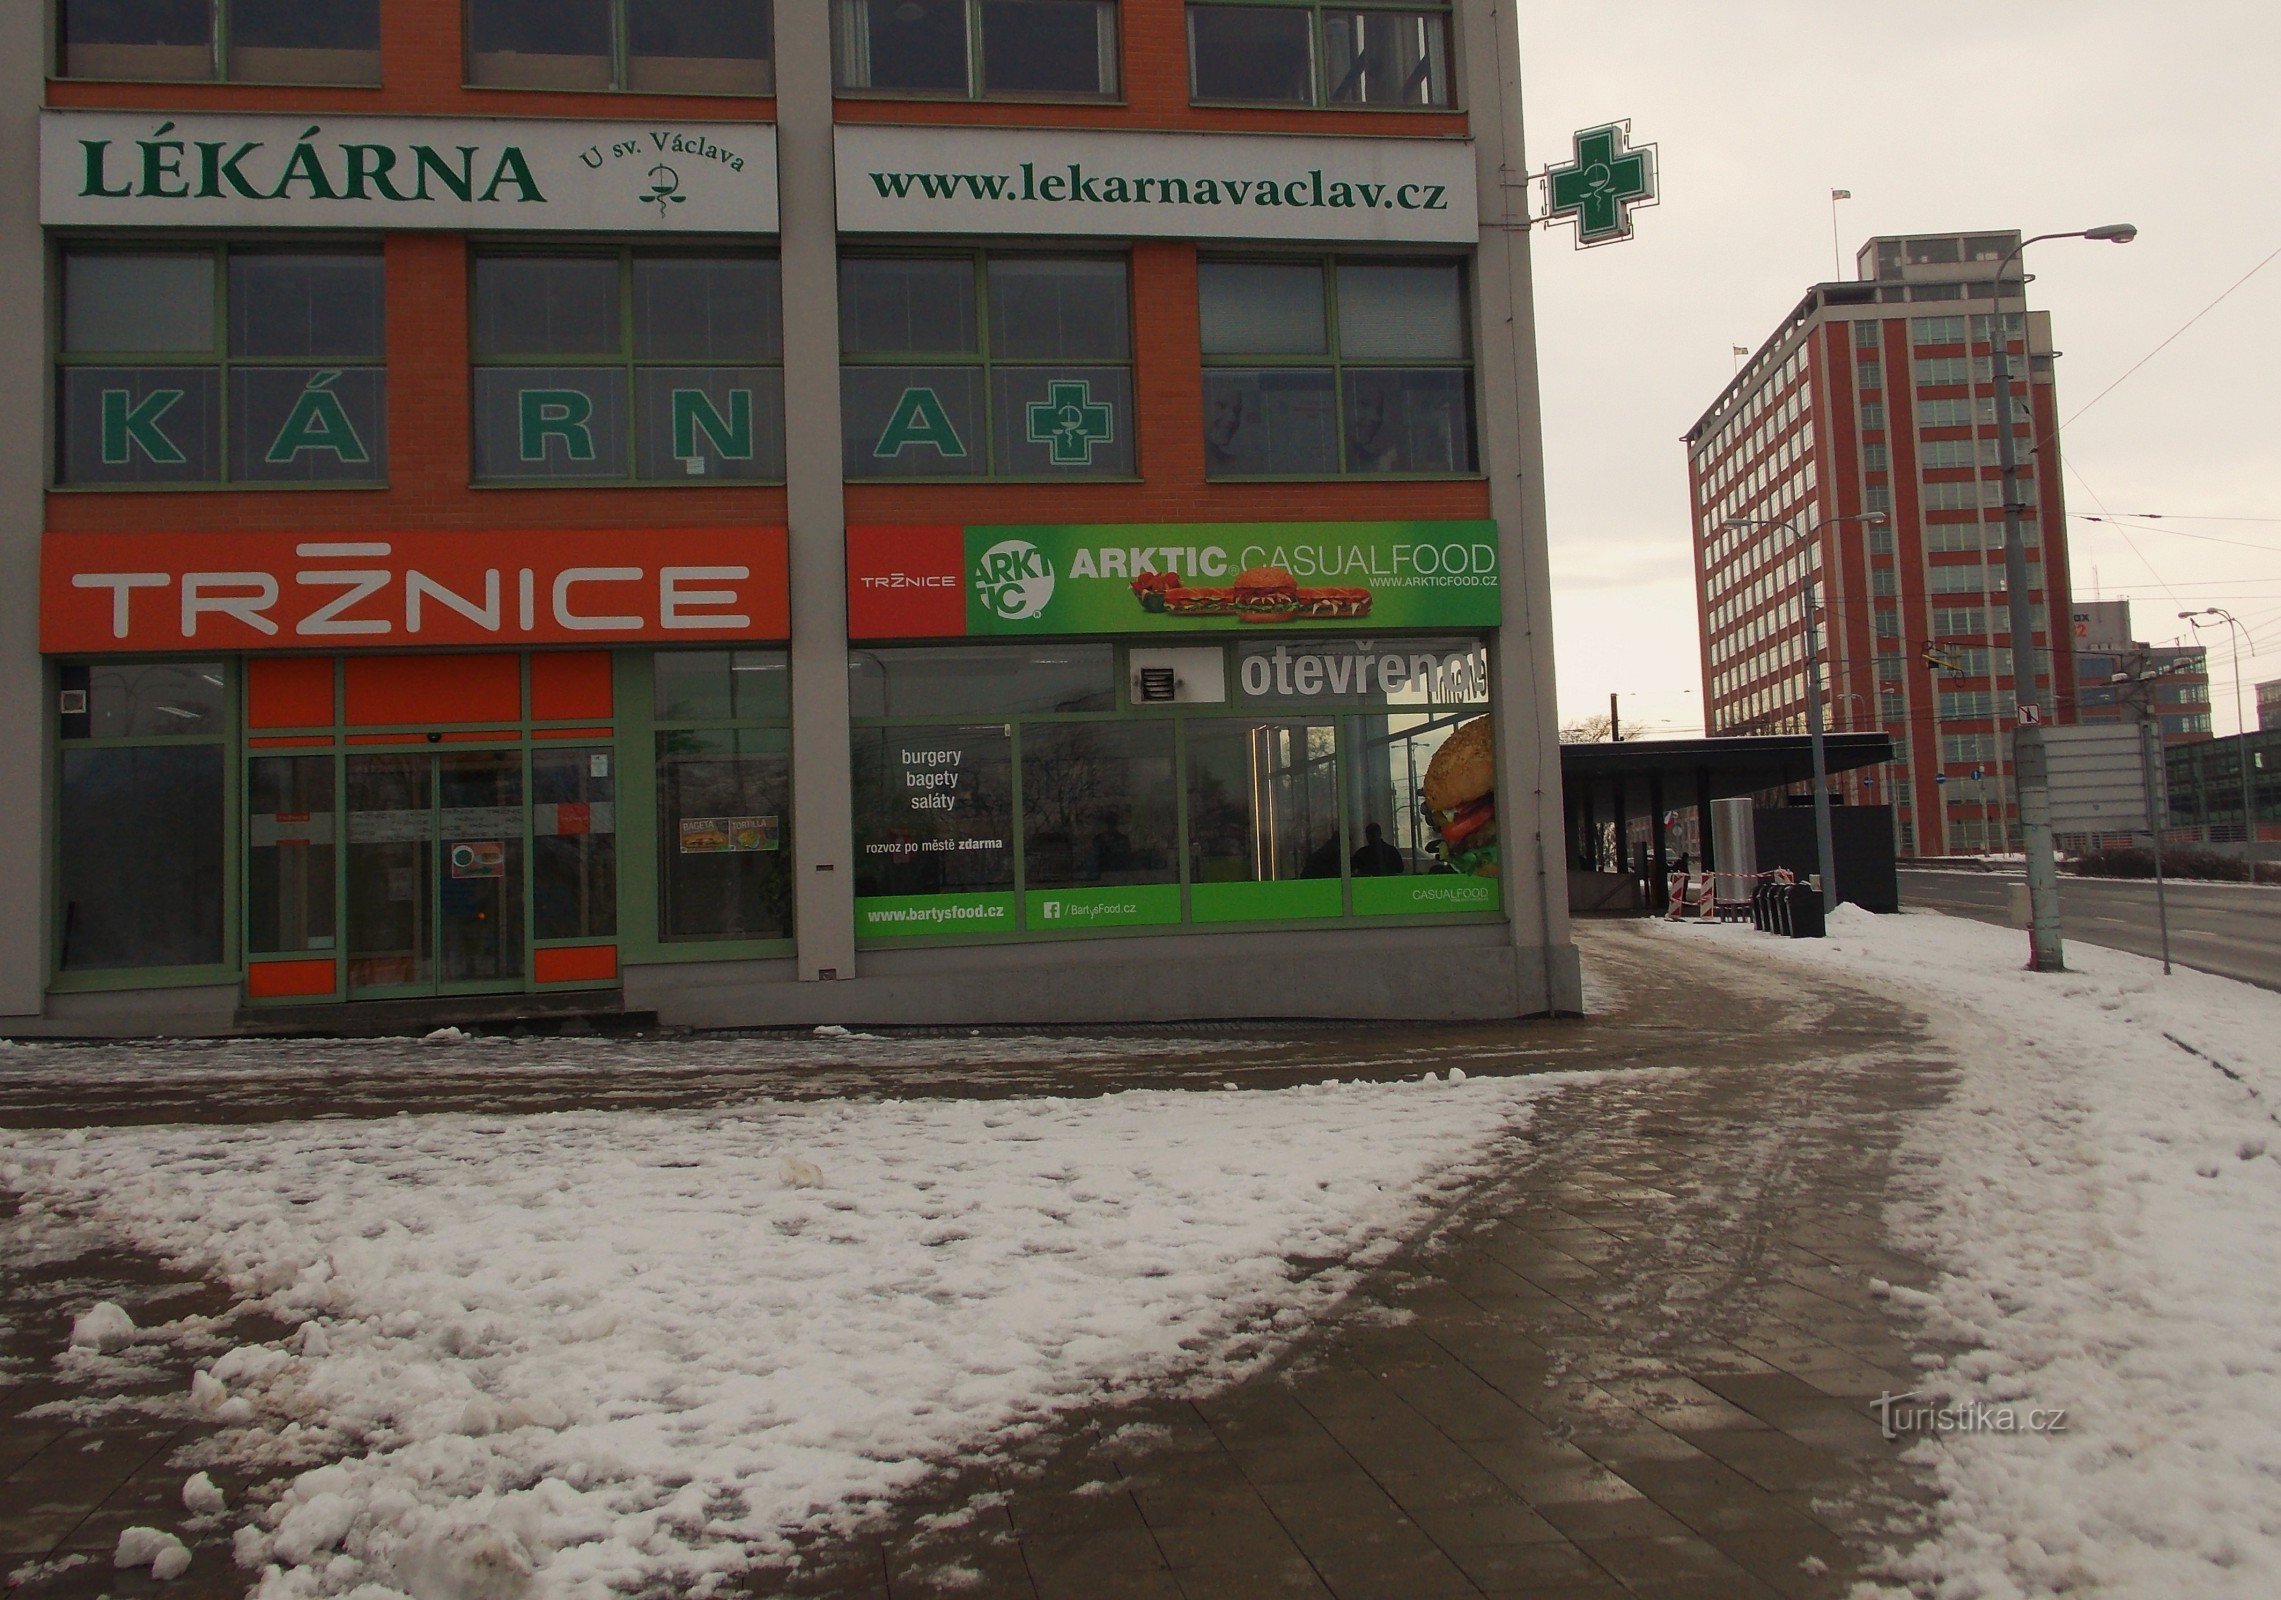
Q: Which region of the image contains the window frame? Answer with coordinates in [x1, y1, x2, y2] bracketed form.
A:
[832, 0, 1122, 103]
[54, 0, 382, 86]
[463, 0, 777, 96]
[54, 240, 389, 492]
[1185, 0, 1457, 111]
[467, 244, 787, 488]
[1199, 250, 1478, 481]
[839, 246, 1137, 483]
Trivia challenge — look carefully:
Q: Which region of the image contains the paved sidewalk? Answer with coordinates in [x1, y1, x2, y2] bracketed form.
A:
[1, 921, 1949, 1599]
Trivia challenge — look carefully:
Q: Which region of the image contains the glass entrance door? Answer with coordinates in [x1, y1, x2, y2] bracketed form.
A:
[346, 751, 525, 997]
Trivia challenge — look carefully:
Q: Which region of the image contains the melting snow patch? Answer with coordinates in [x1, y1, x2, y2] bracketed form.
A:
[69, 1300, 136, 1351]
[114, 1526, 190, 1580]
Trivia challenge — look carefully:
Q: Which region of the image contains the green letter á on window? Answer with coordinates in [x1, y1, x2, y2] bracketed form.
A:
[874, 386, 966, 460]
[672, 388, 753, 461]
[100, 388, 187, 466]
[266, 372, 371, 465]
[520, 388, 596, 462]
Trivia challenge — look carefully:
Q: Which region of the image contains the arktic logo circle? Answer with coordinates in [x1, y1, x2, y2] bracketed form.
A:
[974, 539, 1056, 622]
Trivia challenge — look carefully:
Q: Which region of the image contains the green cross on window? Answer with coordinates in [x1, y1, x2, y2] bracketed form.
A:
[1025, 379, 1115, 466]
[1545, 123, 1657, 245]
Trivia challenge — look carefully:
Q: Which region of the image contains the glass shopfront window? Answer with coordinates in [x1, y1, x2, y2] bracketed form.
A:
[849, 639, 1494, 943]
[653, 651, 793, 942]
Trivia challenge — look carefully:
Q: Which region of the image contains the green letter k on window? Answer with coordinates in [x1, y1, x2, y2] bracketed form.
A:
[100, 388, 186, 466]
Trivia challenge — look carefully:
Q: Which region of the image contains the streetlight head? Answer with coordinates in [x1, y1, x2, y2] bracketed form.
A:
[2084, 223, 2138, 244]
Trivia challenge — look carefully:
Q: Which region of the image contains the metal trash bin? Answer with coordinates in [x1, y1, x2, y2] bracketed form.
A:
[1786, 883, 1825, 939]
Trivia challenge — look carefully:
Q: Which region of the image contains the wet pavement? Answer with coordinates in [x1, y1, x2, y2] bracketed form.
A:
[1, 920, 1950, 1599]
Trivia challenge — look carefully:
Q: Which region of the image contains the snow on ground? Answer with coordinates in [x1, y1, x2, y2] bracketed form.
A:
[1661, 910, 2281, 1598]
[0, 1071, 1600, 1600]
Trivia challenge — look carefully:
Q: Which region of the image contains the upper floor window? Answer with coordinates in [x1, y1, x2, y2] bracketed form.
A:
[1201, 255, 1474, 478]
[468, 0, 774, 94]
[842, 252, 1132, 479]
[834, 0, 1119, 99]
[471, 250, 785, 483]
[58, 0, 379, 84]
[1189, 3, 1452, 109]
[57, 246, 386, 488]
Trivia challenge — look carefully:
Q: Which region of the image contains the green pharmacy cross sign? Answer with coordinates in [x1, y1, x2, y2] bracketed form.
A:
[1026, 379, 1114, 466]
[1543, 122, 1657, 247]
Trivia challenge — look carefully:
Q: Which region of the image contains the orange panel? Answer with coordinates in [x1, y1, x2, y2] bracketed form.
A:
[247, 657, 336, 730]
[249, 736, 335, 749]
[530, 652, 615, 722]
[247, 959, 338, 1000]
[535, 726, 613, 741]
[535, 945, 619, 985]
[345, 654, 520, 727]
[442, 730, 520, 743]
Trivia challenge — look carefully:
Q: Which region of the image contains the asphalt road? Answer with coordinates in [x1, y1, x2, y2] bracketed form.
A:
[1900, 869, 2281, 991]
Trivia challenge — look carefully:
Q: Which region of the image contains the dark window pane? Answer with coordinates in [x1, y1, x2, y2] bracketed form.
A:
[60, 661, 229, 738]
[842, 366, 986, 478]
[437, 753, 525, 985]
[1189, 6, 1312, 103]
[853, 725, 1016, 896]
[1021, 721, 1178, 891]
[64, 253, 215, 354]
[657, 729, 793, 940]
[232, 366, 387, 482]
[627, 0, 774, 94]
[230, 0, 380, 83]
[59, 746, 225, 970]
[58, 368, 223, 485]
[633, 257, 781, 362]
[1203, 369, 1336, 476]
[533, 747, 617, 942]
[248, 756, 337, 957]
[1342, 367, 1474, 473]
[840, 258, 977, 355]
[59, 0, 214, 79]
[468, 0, 613, 89]
[1337, 262, 1464, 359]
[987, 258, 1128, 360]
[230, 255, 384, 360]
[473, 257, 621, 357]
[979, 0, 1115, 96]
[635, 368, 785, 481]
[654, 650, 792, 722]
[472, 369, 630, 479]
[836, 0, 969, 92]
[848, 644, 1114, 719]
[1321, 10, 1449, 107]
[1187, 719, 1341, 883]
[990, 366, 1133, 476]
[1199, 261, 1325, 355]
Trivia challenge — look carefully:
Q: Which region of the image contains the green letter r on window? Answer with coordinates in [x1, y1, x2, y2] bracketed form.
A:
[520, 389, 596, 462]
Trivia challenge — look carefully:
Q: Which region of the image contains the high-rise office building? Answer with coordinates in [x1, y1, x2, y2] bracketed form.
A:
[1684, 231, 2079, 857]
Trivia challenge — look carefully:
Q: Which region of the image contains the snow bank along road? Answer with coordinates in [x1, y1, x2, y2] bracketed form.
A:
[1900, 868, 2281, 992]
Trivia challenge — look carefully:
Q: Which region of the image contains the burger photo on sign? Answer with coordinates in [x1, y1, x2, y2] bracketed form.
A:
[1421, 716, 1497, 878]
[1129, 567, 1373, 622]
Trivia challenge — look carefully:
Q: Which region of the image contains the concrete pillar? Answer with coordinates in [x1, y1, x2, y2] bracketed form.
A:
[0, 8, 45, 1018]
[776, 8, 857, 982]
[1460, 0, 1580, 1012]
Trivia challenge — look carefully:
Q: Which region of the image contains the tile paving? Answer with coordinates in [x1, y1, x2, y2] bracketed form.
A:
[0, 920, 1954, 1598]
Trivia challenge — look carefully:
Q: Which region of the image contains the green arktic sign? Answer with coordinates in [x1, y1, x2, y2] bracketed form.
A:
[962, 522, 1501, 635]
[1544, 123, 1657, 247]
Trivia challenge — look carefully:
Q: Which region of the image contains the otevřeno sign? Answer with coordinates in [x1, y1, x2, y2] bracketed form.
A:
[41, 110, 778, 232]
[837, 126, 1477, 244]
[41, 528, 789, 652]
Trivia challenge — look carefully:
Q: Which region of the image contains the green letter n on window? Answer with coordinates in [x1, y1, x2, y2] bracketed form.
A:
[520, 389, 596, 462]
[100, 389, 187, 466]
[672, 388, 753, 461]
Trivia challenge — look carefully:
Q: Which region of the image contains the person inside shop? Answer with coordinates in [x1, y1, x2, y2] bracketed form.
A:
[1091, 812, 1135, 875]
[1350, 821, 1407, 877]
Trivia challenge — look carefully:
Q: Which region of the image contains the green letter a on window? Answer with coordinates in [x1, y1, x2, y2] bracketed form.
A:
[267, 372, 370, 464]
[100, 389, 186, 466]
[874, 386, 966, 460]
[521, 389, 596, 462]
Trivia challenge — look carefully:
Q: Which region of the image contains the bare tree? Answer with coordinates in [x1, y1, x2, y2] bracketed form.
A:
[1560, 714, 1614, 744]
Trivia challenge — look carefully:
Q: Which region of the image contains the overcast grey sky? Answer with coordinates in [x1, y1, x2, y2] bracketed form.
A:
[1516, 0, 2281, 738]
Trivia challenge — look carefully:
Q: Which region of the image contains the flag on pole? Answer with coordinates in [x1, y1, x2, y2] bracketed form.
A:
[1832, 188, 1852, 200]
[1731, 346, 1749, 358]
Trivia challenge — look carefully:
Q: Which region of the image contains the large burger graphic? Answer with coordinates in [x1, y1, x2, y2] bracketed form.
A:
[1422, 716, 1497, 878]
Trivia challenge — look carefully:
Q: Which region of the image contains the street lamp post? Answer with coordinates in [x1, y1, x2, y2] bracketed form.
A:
[1990, 223, 2137, 972]
[2182, 607, 2255, 849]
[1725, 511, 1886, 914]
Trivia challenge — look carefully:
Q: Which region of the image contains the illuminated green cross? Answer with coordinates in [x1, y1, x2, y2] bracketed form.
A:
[1545, 123, 1656, 245]
[1026, 380, 1114, 466]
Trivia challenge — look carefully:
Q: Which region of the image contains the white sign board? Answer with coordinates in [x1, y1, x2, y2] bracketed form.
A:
[836, 125, 1477, 243]
[42, 110, 778, 232]
[2043, 724, 2158, 832]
